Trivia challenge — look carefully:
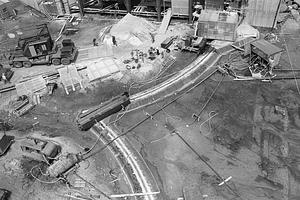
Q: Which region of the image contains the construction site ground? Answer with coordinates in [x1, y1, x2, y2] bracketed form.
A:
[1, 4, 300, 200]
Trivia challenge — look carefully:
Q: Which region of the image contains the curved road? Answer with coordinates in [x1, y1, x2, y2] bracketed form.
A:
[91, 37, 257, 200]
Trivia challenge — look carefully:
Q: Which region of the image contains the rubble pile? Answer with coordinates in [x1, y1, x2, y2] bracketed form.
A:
[278, 0, 300, 23]
[103, 13, 157, 47]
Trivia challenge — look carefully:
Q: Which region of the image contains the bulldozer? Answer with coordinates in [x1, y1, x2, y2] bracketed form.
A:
[8, 24, 78, 68]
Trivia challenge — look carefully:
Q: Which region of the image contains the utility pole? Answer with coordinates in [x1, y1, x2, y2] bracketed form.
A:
[78, 0, 84, 17]
[188, 0, 193, 24]
[124, 0, 131, 13]
[156, 0, 161, 21]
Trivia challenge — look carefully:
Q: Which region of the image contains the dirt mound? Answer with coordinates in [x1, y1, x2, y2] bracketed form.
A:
[108, 13, 157, 46]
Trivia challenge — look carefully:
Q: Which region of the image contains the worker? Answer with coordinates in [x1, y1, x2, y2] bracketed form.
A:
[2, 73, 8, 84]
[114, 3, 119, 10]
[93, 38, 98, 46]
[192, 4, 202, 37]
[112, 36, 117, 46]
[192, 4, 202, 25]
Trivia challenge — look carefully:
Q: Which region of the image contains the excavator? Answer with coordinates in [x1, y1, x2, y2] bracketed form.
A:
[8, 24, 78, 68]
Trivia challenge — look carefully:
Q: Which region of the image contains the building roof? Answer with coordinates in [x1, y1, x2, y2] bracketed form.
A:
[244, 0, 281, 28]
[251, 39, 283, 56]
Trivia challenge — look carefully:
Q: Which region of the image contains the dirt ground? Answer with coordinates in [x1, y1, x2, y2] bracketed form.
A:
[1, 2, 300, 200]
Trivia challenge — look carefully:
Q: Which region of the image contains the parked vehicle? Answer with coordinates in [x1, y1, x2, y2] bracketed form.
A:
[8, 24, 77, 68]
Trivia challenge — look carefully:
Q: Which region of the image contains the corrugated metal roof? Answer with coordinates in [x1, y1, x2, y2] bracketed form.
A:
[244, 0, 280, 28]
[251, 39, 283, 56]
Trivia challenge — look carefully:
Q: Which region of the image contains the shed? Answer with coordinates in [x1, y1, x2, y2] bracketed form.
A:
[196, 10, 239, 41]
[0, 0, 15, 20]
[250, 39, 283, 68]
[251, 39, 283, 58]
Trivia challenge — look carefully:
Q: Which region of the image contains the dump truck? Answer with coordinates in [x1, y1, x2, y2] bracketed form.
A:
[8, 24, 78, 68]
[20, 137, 61, 163]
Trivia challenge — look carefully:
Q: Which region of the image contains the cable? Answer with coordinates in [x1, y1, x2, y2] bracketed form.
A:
[30, 164, 65, 184]
[74, 173, 112, 200]
[155, 101, 182, 122]
[82, 133, 101, 155]
[189, 75, 224, 126]
[174, 132, 243, 199]
[199, 111, 218, 137]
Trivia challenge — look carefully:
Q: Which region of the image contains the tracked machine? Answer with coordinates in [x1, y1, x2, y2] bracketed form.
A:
[9, 24, 78, 68]
[76, 92, 131, 131]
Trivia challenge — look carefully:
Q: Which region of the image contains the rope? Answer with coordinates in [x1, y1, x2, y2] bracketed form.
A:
[30, 164, 65, 184]
[189, 75, 224, 126]
[74, 173, 112, 200]
[199, 111, 218, 137]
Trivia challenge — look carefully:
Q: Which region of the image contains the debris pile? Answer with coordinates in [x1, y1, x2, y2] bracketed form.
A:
[102, 13, 157, 47]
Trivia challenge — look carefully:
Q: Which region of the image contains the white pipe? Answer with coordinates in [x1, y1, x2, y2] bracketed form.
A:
[110, 191, 160, 198]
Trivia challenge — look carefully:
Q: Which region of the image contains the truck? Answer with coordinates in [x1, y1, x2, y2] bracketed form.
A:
[8, 24, 78, 68]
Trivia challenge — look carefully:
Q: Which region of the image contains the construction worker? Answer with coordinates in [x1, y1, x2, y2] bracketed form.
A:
[2, 72, 8, 84]
[112, 36, 117, 46]
[192, 4, 203, 37]
[114, 3, 119, 10]
[93, 38, 98, 46]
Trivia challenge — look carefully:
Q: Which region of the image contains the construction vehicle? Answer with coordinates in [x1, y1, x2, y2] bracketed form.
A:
[76, 92, 130, 131]
[20, 137, 61, 164]
[8, 24, 78, 68]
